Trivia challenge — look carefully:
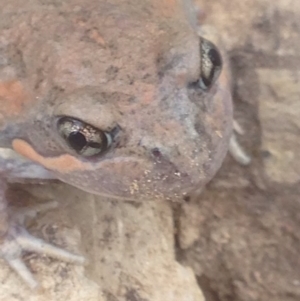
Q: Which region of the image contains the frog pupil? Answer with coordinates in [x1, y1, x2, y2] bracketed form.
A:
[208, 48, 221, 68]
[68, 131, 87, 151]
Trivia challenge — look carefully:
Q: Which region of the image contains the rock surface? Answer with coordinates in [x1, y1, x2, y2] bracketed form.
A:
[258, 69, 300, 184]
[0, 183, 204, 301]
[178, 1, 300, 301]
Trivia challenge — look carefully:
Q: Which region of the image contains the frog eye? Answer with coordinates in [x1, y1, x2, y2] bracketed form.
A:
[57, 117, 112, 157]
[198, 37, 222, 90]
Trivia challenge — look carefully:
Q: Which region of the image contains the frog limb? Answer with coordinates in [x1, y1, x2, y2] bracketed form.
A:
[0, 177, 85, 289]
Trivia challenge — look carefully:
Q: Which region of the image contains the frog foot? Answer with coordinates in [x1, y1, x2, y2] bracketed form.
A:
[229, 120, 251, 165]
[0, 201, 85, 289]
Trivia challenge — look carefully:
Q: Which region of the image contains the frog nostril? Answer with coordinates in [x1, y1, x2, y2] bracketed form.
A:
[151, 148, 162, 158]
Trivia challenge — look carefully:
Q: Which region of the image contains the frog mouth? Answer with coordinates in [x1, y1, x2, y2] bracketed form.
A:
[53, 154, 200, 202]
[11, 138, 202, 201]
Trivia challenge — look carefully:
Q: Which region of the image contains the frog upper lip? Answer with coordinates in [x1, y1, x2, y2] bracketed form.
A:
[91, 156, 149, 168]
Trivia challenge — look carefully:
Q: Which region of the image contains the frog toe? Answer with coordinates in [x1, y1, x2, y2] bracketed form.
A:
[0, 224, 85, 289]
[229, 120, 251, 165]
[6, 257, 39, 289]
[229, 133, 251, 165]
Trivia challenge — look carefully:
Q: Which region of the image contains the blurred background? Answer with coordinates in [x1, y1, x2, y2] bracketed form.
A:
[180, 1, 300, 300]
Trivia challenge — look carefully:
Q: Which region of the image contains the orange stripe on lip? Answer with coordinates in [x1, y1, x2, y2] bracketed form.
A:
[12, 139, 147, 174]
[12, 139, 87, 173]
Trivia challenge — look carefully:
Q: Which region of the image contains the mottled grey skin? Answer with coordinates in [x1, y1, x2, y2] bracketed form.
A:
[0, 0, 232, 288]
[0, 0, 232, 201]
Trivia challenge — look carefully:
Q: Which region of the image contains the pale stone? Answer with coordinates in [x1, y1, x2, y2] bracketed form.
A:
[258, 69, 300, 184]
[0, 183, 205, 301]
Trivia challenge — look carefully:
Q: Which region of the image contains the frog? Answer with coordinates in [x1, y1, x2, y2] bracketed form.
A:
[0, 0, 234, 289]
